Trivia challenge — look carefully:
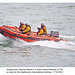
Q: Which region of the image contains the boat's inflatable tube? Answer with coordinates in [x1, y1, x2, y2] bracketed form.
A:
[0, 25, 66, 42]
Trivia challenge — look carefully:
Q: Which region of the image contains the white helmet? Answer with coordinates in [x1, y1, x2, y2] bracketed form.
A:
[20, 22, 24, 25]
[38, 26, 40, 28]
[37, 26, 41, 30]
[25, 23, 28, 25]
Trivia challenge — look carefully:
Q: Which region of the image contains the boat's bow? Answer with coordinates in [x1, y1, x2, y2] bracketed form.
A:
[0, 26, 5, 34]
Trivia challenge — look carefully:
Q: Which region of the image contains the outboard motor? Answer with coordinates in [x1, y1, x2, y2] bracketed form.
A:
[50, 31, 59, 37]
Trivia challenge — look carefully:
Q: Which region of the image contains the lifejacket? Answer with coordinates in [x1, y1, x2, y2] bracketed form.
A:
[22, 25, 31, 35]
[24, 25, 31, 31]
[41, 25, 47, 34]
[37, 29, 44, 35]
[21, 24, 26, 31]
[19, 24, 25, 31]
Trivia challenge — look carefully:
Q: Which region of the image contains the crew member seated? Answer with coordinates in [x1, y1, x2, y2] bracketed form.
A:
[22, 23, 31, 35]
[37, 27, 44, 36]
[41, 23, 47, 35]
[19, 22, 25, 31]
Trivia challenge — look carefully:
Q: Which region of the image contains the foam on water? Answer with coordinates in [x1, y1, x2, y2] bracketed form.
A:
[30, 41, 75, 50]
[0, 34, 75, 51]
[11, 34, 75, 51]
[0, 34, 9, 44]
[0, 34, 7, 41]
[12, 38, 75, 51]
[60, 35, 75, 40]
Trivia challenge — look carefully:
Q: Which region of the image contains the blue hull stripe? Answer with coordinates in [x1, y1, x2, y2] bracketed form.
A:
[0, 28, 48, 41]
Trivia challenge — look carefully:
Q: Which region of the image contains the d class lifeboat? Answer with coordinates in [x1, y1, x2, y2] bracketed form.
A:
[0, 25, 66, 42]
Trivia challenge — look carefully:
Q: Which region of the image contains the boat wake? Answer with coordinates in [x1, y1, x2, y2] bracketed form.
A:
[12, 36, 75, 51]
[60, 35, 75, 41]
[0, 34, 75, 51]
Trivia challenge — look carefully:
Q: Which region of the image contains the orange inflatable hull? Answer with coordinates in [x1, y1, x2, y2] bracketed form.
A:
[0, 25, 66, 42]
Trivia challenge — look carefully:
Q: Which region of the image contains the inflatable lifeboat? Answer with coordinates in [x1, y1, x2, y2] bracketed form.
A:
[0, 25, 66, 42]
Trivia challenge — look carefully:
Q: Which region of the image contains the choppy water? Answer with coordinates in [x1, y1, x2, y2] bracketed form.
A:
[0, 3, 75, 67]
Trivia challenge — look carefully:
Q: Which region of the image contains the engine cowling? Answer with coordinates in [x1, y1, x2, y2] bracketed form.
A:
[50, 31, 59, 37]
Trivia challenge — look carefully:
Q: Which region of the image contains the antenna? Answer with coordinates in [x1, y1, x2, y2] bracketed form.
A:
[57, 22, 62, 31]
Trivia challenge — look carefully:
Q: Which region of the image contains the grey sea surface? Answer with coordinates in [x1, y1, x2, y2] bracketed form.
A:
[0, 3, 75, 67]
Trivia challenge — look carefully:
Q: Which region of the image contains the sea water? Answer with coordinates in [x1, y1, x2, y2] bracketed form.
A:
[0, 3, 75, 67]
